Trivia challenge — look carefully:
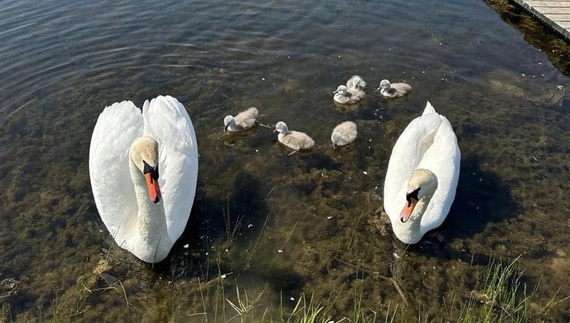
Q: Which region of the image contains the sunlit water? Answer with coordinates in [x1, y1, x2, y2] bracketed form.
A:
[1, 0, 569, 321]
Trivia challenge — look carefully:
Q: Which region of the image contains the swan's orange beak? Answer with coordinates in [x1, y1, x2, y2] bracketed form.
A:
[145, 173, 161, 203]
[400, 197, 417, 223]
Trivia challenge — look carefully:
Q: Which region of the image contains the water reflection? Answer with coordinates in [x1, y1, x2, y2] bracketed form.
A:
[485, 0, 570, 78]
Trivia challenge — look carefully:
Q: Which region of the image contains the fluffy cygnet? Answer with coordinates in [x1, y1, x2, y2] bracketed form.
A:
[333, 85, 363, 104]
[274, 121, 315, 151]
[346, 75, 366, 99]
[331, 121, 357, 148]
[377, 79, 412, 98]
[224, 107, 259, 132]
[346, 75, 366, 91]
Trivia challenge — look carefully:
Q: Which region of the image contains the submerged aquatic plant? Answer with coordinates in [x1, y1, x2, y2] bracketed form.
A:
[286, 294, 329, 323]
[226, 285, 265, 323]
[455, 255, 545, 323]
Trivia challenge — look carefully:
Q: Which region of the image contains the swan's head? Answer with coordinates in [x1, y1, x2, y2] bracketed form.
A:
[400, 169, 437, 223]
[130, 136, 161, 203]
[334, 85, 348, 96]
[274, 121, 289, 134]
[331, 131, 342, 149]
[377, 79, 391, 91]
[223, 115, 235, 132]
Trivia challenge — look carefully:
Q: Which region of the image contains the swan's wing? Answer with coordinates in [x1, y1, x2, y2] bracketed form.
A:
[384, 117, 423, 222]
[145, 95, 198, 243]
[383, 112, 442, 223]
[89, 101, 143, 243]
[417, 115, 461, 231]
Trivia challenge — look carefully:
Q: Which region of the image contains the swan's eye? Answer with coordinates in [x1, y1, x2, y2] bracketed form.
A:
[405, 188, 420, 206]
[151, 168, 159, 181]
[143, 161, 152, 174]
[143, 161, 160, 181]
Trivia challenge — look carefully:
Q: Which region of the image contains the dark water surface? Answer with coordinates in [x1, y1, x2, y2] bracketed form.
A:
[1, 0, 569, 321]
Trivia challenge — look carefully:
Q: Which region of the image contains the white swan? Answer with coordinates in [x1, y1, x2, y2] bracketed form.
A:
[333, 85, 363, 104]
[383, 102, 460, 244]
[224, 107, 259, 132]
[331, 121, 357, 148]
[89, 95, 198, 263]
[275, 121, 315, 151]
[377, 79, 412, 98]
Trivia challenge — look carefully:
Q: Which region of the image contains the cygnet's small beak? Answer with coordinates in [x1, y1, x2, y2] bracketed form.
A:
[333, 143, 338, 149]
[223, 125, 228, 132]
[376, 87, 381, 91]
[273, 129, 278, 134]
[333, 90, 339, 94]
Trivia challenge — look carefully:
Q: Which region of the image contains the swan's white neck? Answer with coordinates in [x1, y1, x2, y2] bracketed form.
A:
[392, 195, 432, 244]
[128, 159, 171, 263]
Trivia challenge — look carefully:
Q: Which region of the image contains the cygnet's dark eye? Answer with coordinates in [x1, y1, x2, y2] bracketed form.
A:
[405, 188, 420, 206]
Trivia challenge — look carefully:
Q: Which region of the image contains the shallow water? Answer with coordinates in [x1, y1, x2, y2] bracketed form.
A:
[1, 0, 570, 321]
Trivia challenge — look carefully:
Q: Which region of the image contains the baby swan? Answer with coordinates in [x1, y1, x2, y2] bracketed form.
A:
[377, 79, 412, 98]
[331, 121, 357, 148]
[224, 107, 259, 132]
[346, 75, 366, 99]
[333, 85, 363, 104]
[275, 121, 315, 151]
[346, 75, 366, 91]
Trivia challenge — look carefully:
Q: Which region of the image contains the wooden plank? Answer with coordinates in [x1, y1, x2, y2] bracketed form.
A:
[525, 1, 570, 7]
[534, 7, 570, 14]
[544, 13, 570, 20]
[513, 0, 570, 41]
[558, 20, 570, 28]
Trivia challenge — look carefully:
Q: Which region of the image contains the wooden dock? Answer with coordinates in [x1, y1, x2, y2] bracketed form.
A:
[512, 0, 570, 40]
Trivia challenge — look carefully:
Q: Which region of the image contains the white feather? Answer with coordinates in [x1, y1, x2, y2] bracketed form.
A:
[383, 101, 460, 244]
[89, 95, 198, 262]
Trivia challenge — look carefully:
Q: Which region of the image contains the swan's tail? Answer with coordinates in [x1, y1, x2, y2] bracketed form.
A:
[422, 101, 436, 115]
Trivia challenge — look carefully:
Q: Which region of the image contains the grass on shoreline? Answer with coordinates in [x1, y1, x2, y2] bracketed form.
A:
[215, 255, 566, 323]
[1, 253, 567, 323]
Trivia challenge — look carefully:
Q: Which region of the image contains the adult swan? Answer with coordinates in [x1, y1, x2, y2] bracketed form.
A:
[89, 95, 198, 263]
[383, 102, 460, 244]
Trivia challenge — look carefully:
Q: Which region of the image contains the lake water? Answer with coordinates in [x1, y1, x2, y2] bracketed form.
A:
[1, 0, 569, 321]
